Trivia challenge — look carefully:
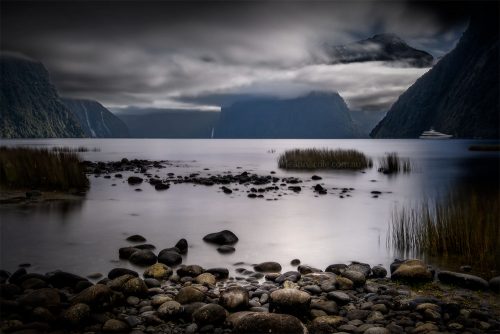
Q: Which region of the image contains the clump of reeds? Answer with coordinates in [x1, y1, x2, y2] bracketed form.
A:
[0, 146, 89, 191]
[468, 144, 500, 152]
[277, 148, 373, 170]
[378, 152, 411, 174]
[51, 146, 100, 153]
[388, 191, 500, 271]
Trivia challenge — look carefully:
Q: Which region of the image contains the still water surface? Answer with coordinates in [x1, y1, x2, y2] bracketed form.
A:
[1, 139, 498, 277]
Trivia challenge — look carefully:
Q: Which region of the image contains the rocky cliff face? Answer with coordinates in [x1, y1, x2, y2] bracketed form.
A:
[371, 10, 499, 139]
[0, 54, 84, 138]
[325, 33, 433, 68]
[62, 98, 129, 138]
[215, 92, 357, 139]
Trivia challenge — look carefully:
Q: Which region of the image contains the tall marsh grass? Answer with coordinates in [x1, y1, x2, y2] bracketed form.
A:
[278, 148, 373, 170]
[0, 146, 89, 191]
[389, 191, 500, 270]
[378, 152, 411, 174]
[51, 146, 100, 153]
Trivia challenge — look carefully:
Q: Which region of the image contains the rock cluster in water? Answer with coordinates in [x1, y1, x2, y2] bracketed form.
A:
[1, 252, 499, 334]
[80, 159, 391, 201]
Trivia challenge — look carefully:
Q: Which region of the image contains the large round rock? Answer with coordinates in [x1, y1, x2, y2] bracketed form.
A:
[437, 271, 489, 290]
[129, 250, 157, 266]
[233, 312, 307, 334]
[254, 262, 282, 273]
[18, 288, 61, 309]
[72, 284, 113, 308]
[193, 304, 227, 326]
[144, 263, 172, 280]
[220, 286, 249, 311]
[62, 303, 90, 326]
[177, 265, 204, 278]
[175, 286, 205, 304]
[269, 288, 311, 316]
[342, 270, 366, 287]
[202, 230, 239, 245]
[158, 250, 182, 266]
[122, 277, 148, 296]
[158, 300, 183, 318]
[391, 259, 433, 283]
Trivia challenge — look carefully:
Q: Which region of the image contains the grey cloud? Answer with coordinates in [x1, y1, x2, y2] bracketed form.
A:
[1, 1, 469, 111]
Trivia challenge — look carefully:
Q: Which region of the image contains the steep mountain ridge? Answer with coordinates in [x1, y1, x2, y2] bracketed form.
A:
[62, 98, 129, 138]
[371, 8, 499, 138]
[215, 92, 357, 139]
[0, 54, 84, 138]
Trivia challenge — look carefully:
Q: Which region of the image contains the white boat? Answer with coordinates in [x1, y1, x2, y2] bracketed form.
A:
[419, 128, 453, 139]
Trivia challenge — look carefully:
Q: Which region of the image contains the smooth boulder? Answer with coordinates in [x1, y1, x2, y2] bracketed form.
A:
[220, 286, 249, 311]
[254, 262, 282, 273]
[438, 271, 489, 290]
[232, 312, 307, 334]
[269, 288, 311, 316]
[391, 259, 433, 283]
[203, 230, 239, 245]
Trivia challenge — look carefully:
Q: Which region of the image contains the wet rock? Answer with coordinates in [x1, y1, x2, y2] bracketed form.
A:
[232, 312, 307, 334]
[270, 288, 311, 316]
[347, 262, 371, 277]
[175, 286, 205, 304]
[108, 268, 139, 279]
[336, 276, 354, 290]
[437, 271, 489, 290]
[9, 268, 28, 284]
[119, 247, 139, 259]
[157, 250, 182, 266]
[347, 309, 371, 320]
[72, 284, 113, 308]
[220, 286, 249, 311]
[46, 271, 89, 289]
[342, 270, 366, 287]
[18, 288, 61, 309]
[297, 265, 321, 275]
[254, 262, 282, 273]
[129, 250, 157, 266]
[203, 230, 239, 245]
[221, 186, 233, 194]
[311, 175, 322, 180]
[127, 176, 143, 185]
[195, 273, 216, 286]
[291, 259, 301, 266]
[310, 315, 347, 333]
[327, 291, 351, 305]
[325, 264, 347, 275]
[311, 300, 338, 315]
[158, 300, 183, 318]
[193, 304, 227, 326]
[62, 303, 90, 326]
[489, 276, 500, 293]
[21, 278, 47, 290]
[371, 266, 387, 278]
[177, 265, 204, 278]
[217, 245, 235, 254]
[276, 271, 301, 284]
[126, 234, 146, 242]
[154, 183, 169, 191]
[122, 277, 148, 296]
[364, 328, 390, 334]
[175, 239, 188, 254]
[391, 259, 433, 283]
[205, 268, 229, 280]
[107, 274, 134, 291]
[143, 263, 172, 280]
[102, 319, 130, 332]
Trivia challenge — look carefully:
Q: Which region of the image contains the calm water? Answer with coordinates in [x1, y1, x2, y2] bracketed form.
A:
[1, 139, 498, 278]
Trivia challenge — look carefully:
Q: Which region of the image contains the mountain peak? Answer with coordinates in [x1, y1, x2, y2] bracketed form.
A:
[369, 33, 405, 44]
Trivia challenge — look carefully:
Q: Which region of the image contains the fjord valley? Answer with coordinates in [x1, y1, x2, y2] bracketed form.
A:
[0, 1, 499, 334]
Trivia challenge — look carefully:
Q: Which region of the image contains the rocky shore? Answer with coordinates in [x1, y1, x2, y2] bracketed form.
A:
[2, 232, 499, 334]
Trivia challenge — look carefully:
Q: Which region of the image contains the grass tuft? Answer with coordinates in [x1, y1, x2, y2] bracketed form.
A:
[378, 152, 411, 174]
[0, 146, 89, 191]
[51, 146, 100, 153]
[278, 148, 372, 170]
[388, 191, 500, 271]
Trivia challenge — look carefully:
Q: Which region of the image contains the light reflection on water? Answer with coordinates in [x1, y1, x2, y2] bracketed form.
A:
[0, 139, 498, 277]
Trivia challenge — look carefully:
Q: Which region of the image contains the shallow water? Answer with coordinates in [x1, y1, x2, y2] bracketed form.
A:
[0, 139, 498, 278]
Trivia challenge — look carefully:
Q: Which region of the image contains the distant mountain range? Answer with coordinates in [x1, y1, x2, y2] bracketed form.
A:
[371, 9, 499, 138]
[62, 98, 129, 138]
[324, 33, 434, 68]
[117, 108, 219, 138]
[0, 54, 84, 138]
[215, 92, 358, 139]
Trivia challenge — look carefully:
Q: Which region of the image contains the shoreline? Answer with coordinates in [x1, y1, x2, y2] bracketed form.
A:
[1, 257, 499, 334]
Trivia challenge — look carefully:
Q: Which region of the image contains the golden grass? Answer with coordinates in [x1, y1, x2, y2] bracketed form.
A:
[0, 146, 89, 191]
[389, 191, 500, 270]
[277, 148, 373, 170]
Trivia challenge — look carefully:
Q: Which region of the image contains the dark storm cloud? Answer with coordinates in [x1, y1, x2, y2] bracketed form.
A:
[0, 0, 474, 111]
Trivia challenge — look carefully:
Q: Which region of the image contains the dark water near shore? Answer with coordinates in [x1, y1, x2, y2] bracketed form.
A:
[1, 139, 498, 278]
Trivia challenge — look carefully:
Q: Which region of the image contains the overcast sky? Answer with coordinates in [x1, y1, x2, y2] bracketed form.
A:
[1, 1, 473, 112]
